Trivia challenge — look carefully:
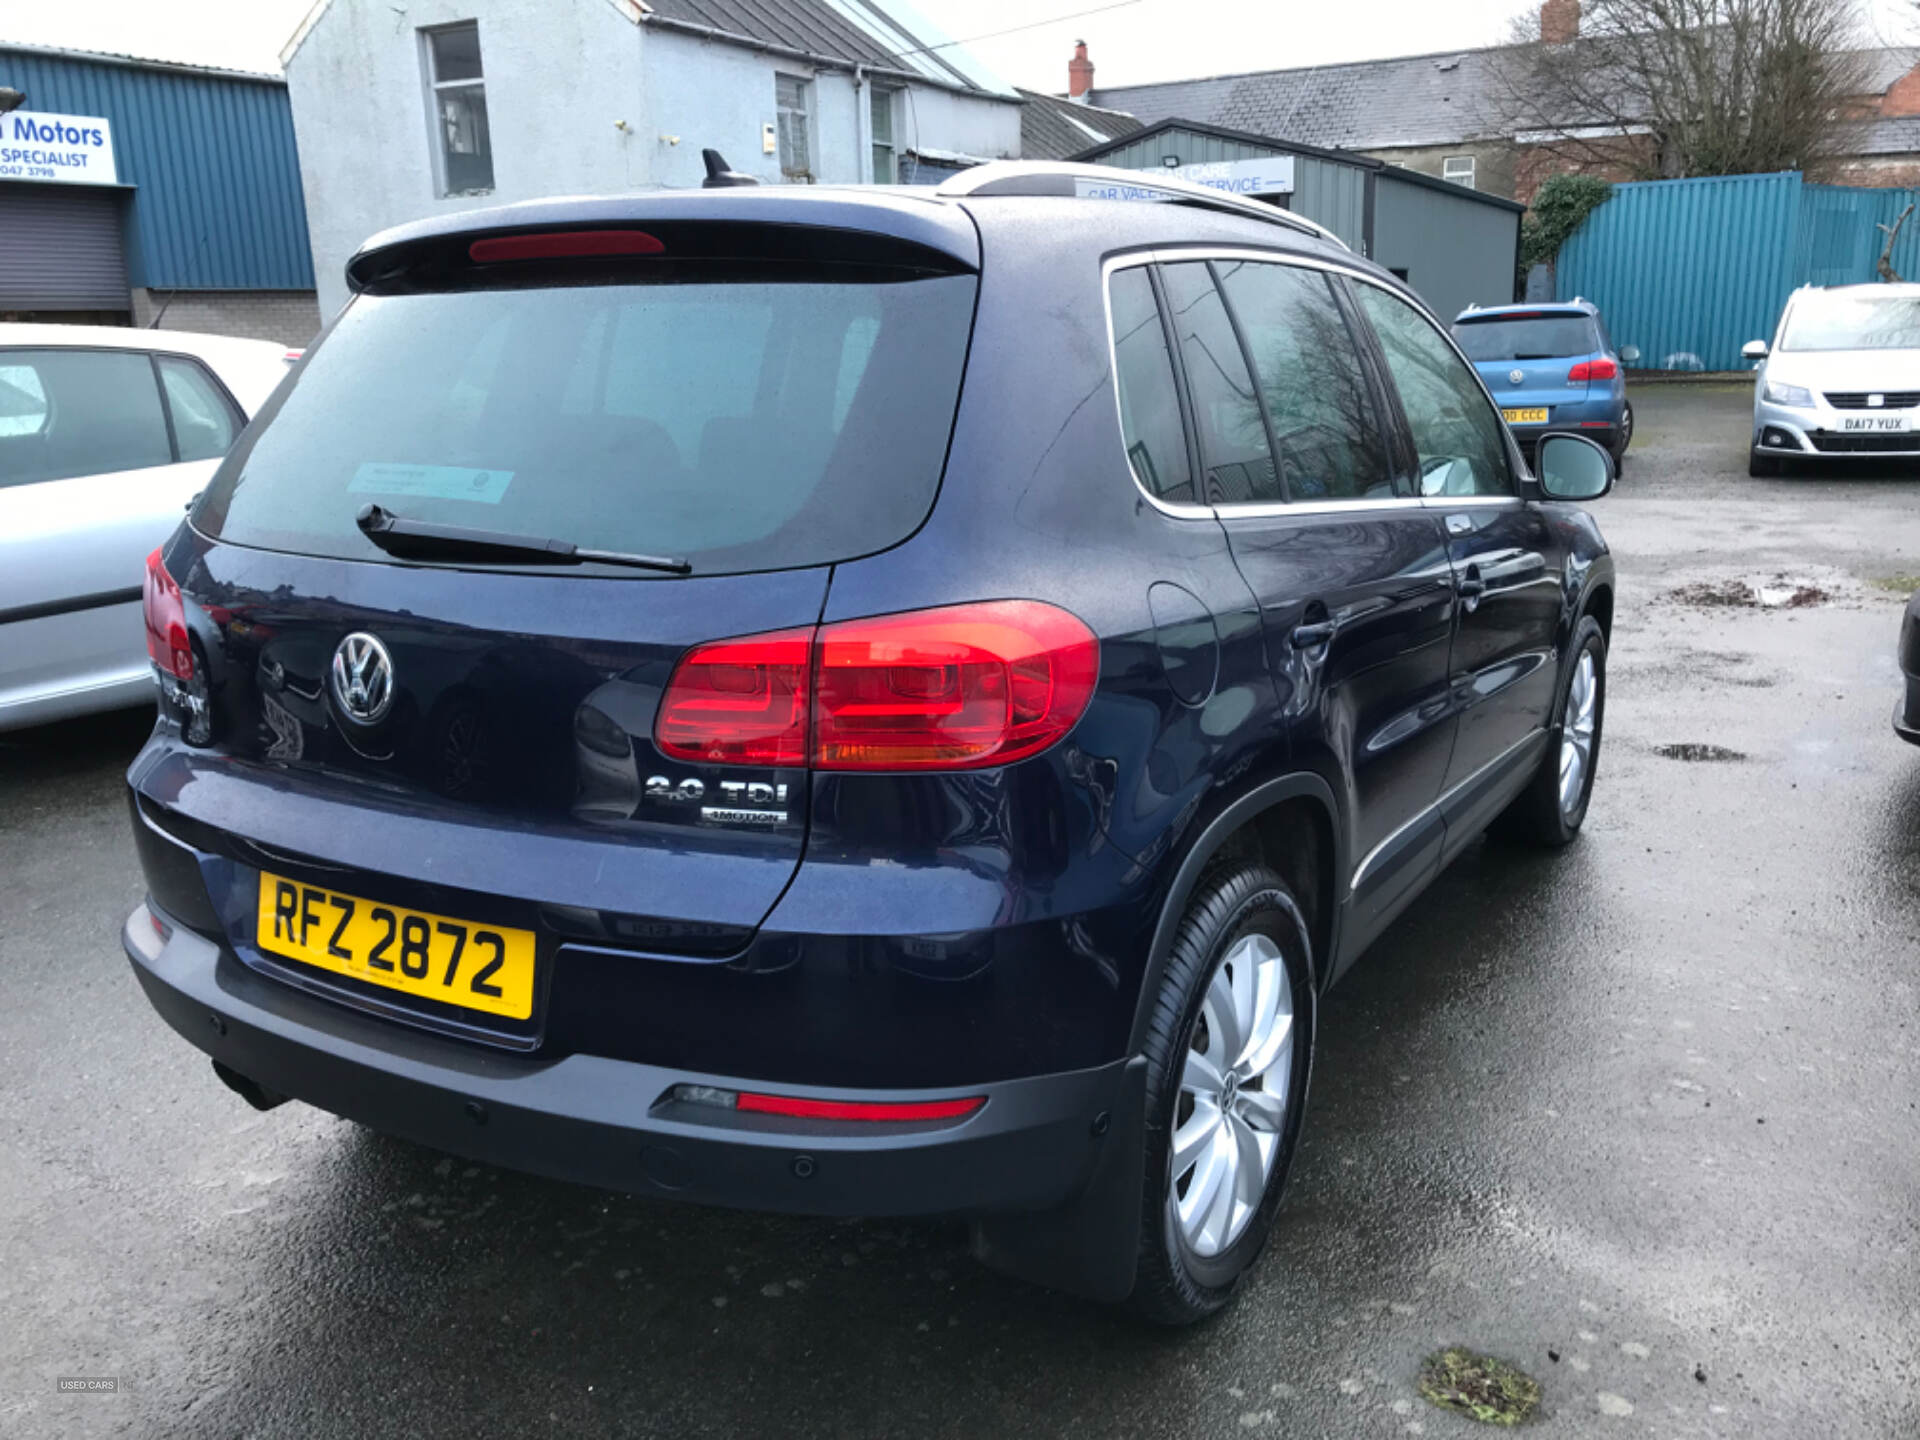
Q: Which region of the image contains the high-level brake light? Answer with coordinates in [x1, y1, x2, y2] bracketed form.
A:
[468, 230, 666, 263]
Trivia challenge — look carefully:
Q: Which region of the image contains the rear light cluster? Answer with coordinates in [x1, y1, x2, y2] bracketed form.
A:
[655, 600, 1099, 772]
[674, 1084, 985, 1124]
[143, 548, 193, 681]
[1568, 357, 1619, 382]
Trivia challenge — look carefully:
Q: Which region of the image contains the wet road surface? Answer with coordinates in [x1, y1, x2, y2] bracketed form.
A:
[3, 382, 1917, 1437]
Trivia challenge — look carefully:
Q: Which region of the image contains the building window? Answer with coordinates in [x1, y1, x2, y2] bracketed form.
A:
[424, 23, 493, 197]
[1442, 154, 1476, 190]
[776, 74, 813, 181]
[870, 87, 897, 183]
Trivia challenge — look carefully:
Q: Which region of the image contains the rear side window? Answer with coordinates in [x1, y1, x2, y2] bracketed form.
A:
[0, 349, 173, 488]
[1158, 262, 1279, 504]
[193, 267, 978, 575]
[1109, 267, 1195, 505]
[157, 356, 241, 462]
[1451, 314, 1598, 362]
[1213, 260, 1393, 502]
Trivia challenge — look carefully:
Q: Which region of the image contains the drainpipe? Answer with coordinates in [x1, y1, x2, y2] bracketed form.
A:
[854, 63, 867, 184]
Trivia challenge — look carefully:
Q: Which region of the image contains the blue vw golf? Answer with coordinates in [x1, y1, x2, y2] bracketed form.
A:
[1453, 300, 1636, 469]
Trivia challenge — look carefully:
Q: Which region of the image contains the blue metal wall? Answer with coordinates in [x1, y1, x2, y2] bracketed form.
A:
[1556, 172, 1920, 372]
[0, 47, 313, 290]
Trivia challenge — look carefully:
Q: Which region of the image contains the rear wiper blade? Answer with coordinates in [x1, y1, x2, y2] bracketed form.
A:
[355, 504, 691, 575]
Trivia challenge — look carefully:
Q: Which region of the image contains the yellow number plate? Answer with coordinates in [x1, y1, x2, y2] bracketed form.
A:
[256, 871, 536, 1020]
[1503, 407, 1549, 424]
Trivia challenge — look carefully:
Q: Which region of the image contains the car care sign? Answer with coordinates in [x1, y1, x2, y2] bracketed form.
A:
[0, 111, 118, 185]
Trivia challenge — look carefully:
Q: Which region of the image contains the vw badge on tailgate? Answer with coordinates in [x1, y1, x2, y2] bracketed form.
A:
[331, 632, 394, 723]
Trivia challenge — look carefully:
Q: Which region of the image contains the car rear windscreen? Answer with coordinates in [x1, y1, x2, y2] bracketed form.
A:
[1451, 315, 1598, 362]
[192, 264, 978, 575]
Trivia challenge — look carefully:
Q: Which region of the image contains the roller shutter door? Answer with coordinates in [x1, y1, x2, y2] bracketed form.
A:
[0, 182, 129, 311]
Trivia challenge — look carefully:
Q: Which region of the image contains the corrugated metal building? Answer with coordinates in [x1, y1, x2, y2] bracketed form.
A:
[1556, 171, 1920, 372]
[0, 43, 318, 343]
[1073, 119, 1524, 322]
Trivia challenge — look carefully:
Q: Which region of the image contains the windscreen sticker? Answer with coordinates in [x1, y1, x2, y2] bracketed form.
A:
[348, 462, 514, 504]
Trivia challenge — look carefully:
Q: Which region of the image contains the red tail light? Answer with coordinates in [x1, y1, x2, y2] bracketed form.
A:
[814, 601, 1098, 771]
[653, 602, 1099, 773]
[1568, 357, 1618, 381]
[142, 549, 193, 681]
[468, 230, 665, 263]
[654, 628, 812, 766]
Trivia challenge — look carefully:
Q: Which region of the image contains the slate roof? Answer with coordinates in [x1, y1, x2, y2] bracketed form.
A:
[1087, 45, 1514, 152]
[643, 0, 1016, 97]
[1088, 43, 1920, 155]
[1852, 115, 1920, 158]
[1015, 88, 1141, 160]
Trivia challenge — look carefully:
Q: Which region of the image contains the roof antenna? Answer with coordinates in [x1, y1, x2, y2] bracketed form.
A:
[701, 148, 759, 188]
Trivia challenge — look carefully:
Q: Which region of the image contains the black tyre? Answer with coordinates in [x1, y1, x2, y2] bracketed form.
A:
[1497, 614, 1606, 847]
[1128, 862, 1314, 1325]
[1611, 402, 1633, 471]
[1749, 448, 1781, 478]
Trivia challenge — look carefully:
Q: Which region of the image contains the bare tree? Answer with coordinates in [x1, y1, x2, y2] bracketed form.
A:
[1495, 0, 1872, 181]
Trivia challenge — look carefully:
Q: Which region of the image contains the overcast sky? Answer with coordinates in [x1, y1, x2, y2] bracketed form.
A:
[3, 0, 1917, 90]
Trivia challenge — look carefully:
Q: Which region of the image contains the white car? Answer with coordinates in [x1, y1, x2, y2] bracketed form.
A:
[1745, 282, 1920, 476]
[0, 324, 293, 731]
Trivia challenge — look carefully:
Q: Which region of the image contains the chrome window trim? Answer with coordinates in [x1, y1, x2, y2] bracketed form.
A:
[1101, 247, 1531, 521]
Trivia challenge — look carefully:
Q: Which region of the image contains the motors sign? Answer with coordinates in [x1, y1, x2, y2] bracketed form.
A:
[0, 110, 118, 185]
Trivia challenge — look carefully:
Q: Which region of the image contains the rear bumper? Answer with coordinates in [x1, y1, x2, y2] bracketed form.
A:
[123, 901, 1133, 1222]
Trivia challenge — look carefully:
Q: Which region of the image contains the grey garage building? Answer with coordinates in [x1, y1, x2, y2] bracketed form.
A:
[1072, 118, 1523, 323]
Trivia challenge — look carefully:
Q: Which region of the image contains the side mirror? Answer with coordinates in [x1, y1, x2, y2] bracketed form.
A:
[1537, 433, 1614, 501]
[1619, 344, 1641, 364]
[1741, 340, 1769, 361]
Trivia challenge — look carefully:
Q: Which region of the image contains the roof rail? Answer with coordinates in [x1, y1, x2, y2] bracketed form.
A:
[936, 161, 1350, 251]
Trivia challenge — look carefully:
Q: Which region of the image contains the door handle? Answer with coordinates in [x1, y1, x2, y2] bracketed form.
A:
[1290, 619, 1336, 649]
[1456, 566, 1486, 612]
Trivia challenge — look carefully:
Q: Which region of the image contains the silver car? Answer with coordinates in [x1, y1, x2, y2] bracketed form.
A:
[0, 325, 292, 731]
[1745, 283, 1920, 476]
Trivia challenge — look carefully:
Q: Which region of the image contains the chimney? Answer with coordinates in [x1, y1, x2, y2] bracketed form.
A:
[1540, 0, 1580, 45]
[1068, 40, 1094, 100]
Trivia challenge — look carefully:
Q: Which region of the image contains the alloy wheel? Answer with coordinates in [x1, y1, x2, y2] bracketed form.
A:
[1558, 649, 1598, 814]
[1169, 932, 1295, 1258]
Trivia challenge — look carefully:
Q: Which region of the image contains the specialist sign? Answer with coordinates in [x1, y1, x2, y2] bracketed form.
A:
[0, 110, 118, 186]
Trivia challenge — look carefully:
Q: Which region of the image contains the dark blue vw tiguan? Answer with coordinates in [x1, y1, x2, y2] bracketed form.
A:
[123, 164, 1616, 1323]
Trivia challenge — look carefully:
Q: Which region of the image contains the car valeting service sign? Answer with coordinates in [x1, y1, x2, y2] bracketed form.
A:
[0, 111, 118, 186]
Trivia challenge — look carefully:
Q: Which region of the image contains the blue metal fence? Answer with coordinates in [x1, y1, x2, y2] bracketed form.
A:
[1556, 171, 1920, 372]
[0, 46, 314, 291]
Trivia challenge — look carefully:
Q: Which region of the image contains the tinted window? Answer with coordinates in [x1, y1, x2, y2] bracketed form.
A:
[1357, 285, 1514, 499]
[1159, 262, 1278, 504]
[1452, 315, 1598, 362]
[1109, 267, 1195, 504]
[158, 356, 240, 462]
[0, 349, 173, 489]
[1214, 260, 1393, 502]
[194, 268, 978, 575]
